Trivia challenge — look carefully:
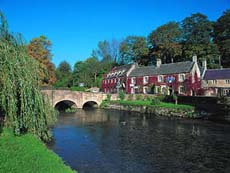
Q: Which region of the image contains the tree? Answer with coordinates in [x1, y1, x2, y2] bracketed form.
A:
[148, 22, 182, 63]
[54, 61, 72, 88]
[181, 13, 219, 66]
[119, 36, 149, 65]
[73, 57, 101, 87]
[92, 39, 120, 63]
[0, 12, 55, 141]
[27, 36, 56, 85]
[213, 10, 230, 68]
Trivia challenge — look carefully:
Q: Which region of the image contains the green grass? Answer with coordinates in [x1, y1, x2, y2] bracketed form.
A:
[110, 100, 194, 110]
[111, 100, 152, 106]
[0, 129, 76, 173]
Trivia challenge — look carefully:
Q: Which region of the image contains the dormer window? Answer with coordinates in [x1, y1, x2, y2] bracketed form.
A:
[158, 75, 164, 82]
[143, 76, 149, 84]
[179, 74, 185, 82]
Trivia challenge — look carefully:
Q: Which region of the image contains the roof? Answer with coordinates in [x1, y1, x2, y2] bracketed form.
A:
[130, 61, 194, 77]
[105, 64, 133, 79]
[203, 68, 230, 80]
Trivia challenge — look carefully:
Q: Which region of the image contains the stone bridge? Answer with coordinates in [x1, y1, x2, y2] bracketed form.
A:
[41, 89, 118, 109]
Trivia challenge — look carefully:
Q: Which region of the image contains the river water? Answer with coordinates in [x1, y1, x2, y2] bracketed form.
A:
[48, 109, 230, 173]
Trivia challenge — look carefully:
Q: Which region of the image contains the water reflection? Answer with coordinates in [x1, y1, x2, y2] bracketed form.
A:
[48, 109, 230, 173]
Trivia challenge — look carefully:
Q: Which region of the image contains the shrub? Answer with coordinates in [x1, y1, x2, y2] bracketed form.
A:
[119, 90, 125, 100]
[146, 96, 153, 101]
[70, 86, 86, 92]
[127, 94, 134, 101]
[136, 94, 143, 100]
[151, 98, 161, 105]
[106, 94, 111, 101]
[100, 100, 108, 108]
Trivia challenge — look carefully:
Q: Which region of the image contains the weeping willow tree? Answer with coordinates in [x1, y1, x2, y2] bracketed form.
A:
[0, 12, 56, 141]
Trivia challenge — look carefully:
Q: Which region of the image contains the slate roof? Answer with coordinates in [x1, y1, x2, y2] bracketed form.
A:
[203, 69, 230, 80]
[105, 64, 133, 79]
[129, 61, 194, 77]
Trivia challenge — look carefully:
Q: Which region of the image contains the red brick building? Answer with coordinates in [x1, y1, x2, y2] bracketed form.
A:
[102, 56, 202, 96]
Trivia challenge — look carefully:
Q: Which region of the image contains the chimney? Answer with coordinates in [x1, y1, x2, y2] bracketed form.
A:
[192, 54, 197, 63]
[156, 58, 162, 67]
[202, 59, 207, 71]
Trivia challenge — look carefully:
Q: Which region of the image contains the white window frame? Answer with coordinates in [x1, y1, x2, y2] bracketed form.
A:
[143, 86, 148, 94]
[213, 80, 217, 84]
[131, 77, 136, 84]
[158, 75, 164, 82]
[179, 85, 185, 94]
[155, 86, 160, 94]
[179, 74, 185, 82]
[131, 87, 135, 94]
[143, 76, 149, 84]
[226, 79, 230, 84]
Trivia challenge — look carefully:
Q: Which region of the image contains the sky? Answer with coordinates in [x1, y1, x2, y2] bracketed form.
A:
[1, 0, 230, 67]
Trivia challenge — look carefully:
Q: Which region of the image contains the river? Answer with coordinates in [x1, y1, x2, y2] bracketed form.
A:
[48, 109, 230, 173]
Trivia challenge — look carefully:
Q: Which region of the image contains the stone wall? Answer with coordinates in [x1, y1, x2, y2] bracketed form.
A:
[106, 104, 196, 118]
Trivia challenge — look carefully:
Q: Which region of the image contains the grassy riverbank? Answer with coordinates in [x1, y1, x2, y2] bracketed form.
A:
[0, 129, 76, 173]
[109, 100, 194, 110]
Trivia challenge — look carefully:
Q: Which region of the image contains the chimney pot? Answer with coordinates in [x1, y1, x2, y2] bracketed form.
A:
[192, 54, 197, 63]
[202, 59, 207, 70]
[156, 58, 162, 67]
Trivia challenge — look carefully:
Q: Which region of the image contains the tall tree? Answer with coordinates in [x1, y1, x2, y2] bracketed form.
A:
[54, 61, 72, 87]
[213, 10, 230, 68]
[181, 13, 219, 67]
[148, 22, 182, 63]
[27, 36, 56, 85]
[72, 57, 112, 88]
[0, 12, 55, 141]
[92, 39, 120, 63]
[119, 36, 149, 65]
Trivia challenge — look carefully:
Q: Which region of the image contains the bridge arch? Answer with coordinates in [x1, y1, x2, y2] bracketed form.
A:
[54, 99, 79, 111]
[82, 100, 99, 109]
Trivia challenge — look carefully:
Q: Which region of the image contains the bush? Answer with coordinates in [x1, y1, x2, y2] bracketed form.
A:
[136, 94, 143, 100]
[70, 86, 86, 92]
[127, 94, 134, 101]
[145, 96, 153, 101]
[156, 95, 166, 101]
[119, 90, 125, 100]
[100, 100, 108, 108]
[106, 94, 111, 101]
[151, 98, 161, 105]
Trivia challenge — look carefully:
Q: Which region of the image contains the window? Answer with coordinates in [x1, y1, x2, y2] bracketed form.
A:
[223, 89, 230, 96]
[143, 76, 149, 84]
[179, 74, 185, 82]
[131, 87, 135, 94]
[226, 80, 230, 84]
[131, 77, 136, 84]
[161, 87, 167, 95]
[213, 80, 217, 84]
[158, 75, 164, 82]
[179, 86, 185, 94]
[143, 87, 148, 94]
[155, 86, 160, 94]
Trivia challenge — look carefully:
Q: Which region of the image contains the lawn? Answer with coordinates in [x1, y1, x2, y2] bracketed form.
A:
[0, 129, 76, 173]
[110, 100, 194, 110]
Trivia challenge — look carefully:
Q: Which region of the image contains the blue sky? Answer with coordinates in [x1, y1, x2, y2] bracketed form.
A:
[1, 0, 230, 67]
